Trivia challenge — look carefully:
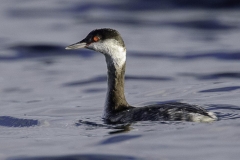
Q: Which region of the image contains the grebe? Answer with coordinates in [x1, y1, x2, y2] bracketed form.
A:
[66, 28, 217, 124]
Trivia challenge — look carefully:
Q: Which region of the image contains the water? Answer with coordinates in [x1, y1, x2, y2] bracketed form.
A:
[1, 1, 240, 160]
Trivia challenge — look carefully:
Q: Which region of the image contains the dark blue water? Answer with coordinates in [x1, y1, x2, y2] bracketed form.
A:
[1, 1, 240, 160]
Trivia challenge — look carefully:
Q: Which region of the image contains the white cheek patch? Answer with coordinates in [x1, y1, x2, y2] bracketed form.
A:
[89, 39, 126, 68]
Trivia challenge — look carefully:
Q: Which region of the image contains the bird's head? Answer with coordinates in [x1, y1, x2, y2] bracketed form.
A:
[66, 28, 125, 55]
[66, 28, 126, 67]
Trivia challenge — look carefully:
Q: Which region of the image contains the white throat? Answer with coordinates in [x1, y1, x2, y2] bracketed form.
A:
[88, 39, 126, 69]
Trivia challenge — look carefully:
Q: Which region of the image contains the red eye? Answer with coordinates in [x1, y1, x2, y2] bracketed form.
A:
[93, 36, 100, 42]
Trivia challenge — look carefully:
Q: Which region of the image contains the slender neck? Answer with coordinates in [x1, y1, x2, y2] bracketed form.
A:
[104, 55, 129, 116]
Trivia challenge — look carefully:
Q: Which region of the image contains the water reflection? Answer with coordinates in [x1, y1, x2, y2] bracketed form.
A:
[99, 135, 141, 145]
[76, 120, 132, 134]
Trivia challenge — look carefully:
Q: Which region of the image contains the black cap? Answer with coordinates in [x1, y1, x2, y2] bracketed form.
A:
[84, 28, 125, 47]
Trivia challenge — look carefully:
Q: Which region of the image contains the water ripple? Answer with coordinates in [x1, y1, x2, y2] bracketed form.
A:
[208, 104, 240, 120]
[0, 116, 38, 127]
[180, 72, 240, 80]
[76, 120, 132, 134]
[8, 154, 139, 160]
[0, 44, 94, 61]
[131, 51, 240, 61]
[64, 75, 173, 86]
[199, 86, 240, 92]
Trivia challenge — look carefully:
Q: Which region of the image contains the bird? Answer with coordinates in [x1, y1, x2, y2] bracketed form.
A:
[65, 28, 217, 124]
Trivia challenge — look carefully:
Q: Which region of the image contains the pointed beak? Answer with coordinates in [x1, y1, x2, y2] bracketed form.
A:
[65, 39, 87, 50]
